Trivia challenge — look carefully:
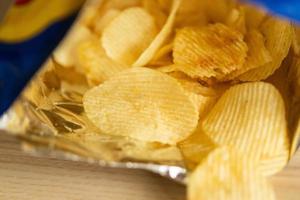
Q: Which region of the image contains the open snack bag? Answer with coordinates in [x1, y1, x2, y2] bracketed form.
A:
[1, 0, 300, 199]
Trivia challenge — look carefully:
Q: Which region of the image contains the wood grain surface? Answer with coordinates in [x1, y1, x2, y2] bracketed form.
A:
[0, 132, 299, 200]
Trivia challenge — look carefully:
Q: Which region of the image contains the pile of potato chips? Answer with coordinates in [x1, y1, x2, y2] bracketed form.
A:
[33, 0, 300, 199]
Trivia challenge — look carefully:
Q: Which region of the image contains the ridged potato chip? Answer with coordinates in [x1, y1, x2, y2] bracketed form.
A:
[186, 92, 217, 119]
[224, 30, 272, 80]
[173, 24, 248, 80]
[103, 0, 142, 10]
[83, 67, 198, 144]
[160, 0, 233, 27]
[142, 0, 167, 28]
[151, 42, 173, 62]
[291, 119, 300, 157]
[202, 82, 289, 176]
[287, 56, 300, 156]
[101, 7, 158, 65]
[292, 27, 300, 56]
[175, 12, 207, 28]
[178, 126, 217, 170]
[93, 9, 121, 35]
[171, 0, 207, 28]
[165, 71, 229, 97]
[158, 0, 204, 14]
[226, 7, 246, 34]
[74, 37, 129, 85]
[205, 0, 237, 23]
[244, 5, 266, 30]
[188, 147, 275, 200]
[133, 0, 181, 67]
[238, 18, 293, 81]
[156, 64, 178, 73]
[54, 24, 93, 67]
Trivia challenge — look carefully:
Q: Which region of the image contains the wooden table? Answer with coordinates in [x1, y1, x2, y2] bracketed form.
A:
[0, 133, 299, 200]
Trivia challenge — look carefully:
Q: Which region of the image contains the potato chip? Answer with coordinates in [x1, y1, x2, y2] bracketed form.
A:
[151, 42, 173, 62]
[54, 24, 93, 67]
[93, 9, 121, 35]
[159, 0, 232, 26]
[74, 37, 129, 85]
[173, 24, 248, 80]
[187, 92, 217, 119]
[101, 7, 158, 65]
[103, 0, 142, 10]
[287, 56, 300, 156]
[226, 7, 246, 34]
[205, 0, 237, 23]
[202, 82, 289, 176]
[169, 0, 208, 28]
[83, 67, 198, 144]
[158, 0, 204, 14]
[292, 26, 300, 56]
[79, 0, 102, 27]
[164, 70, 229, 97]
[244, 5, 266, 30]
[291, 119, 300, 157]
[133, 0, 181, 67]
[148, 43, 173, 67]
[142, 0, 167, 28]
[178, 126, 217, 170]
[238, 18, 293, 81]
[156, 64, 178, 73]
[148, 57, 173, 67]
[224, 30, 272, 80]
[188, 147, 275, 200]
[175, 12, 207, 28]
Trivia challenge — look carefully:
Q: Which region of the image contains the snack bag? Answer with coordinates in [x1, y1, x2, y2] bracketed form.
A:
[0, 0, 84, 114]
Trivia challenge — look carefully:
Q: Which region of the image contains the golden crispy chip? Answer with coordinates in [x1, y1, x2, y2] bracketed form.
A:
[292, 26, 300, 56]
[54, 24, 93, 67]
[103, 0, 142, 10]
[93, 9, 121, 35]
[159, 71, 220, 117]
[205, 0, 237, 23]
[74, 38, 129, 85]
[238, 18, 293, 81]
[224, 30, 272, 80]
[174, 11, 207, 29]
[133, 0, 181, 67]
[226, 7, 246, 34]
[101, 7, 158, 65]
[79, 0, 102, 27]
[159, 0, 232, 27]
[83, 67, 198, 144]
[148, 57, 173, 67]
[202, 82, 289, 176]
[178, 126, 217, 170]
[164, 70, 229, 97]
[158, 0, 204, 14]
[173, 24, 248, 80]
[151, 42, 173, 62]
[148, 42, 173, 67]
[156, 64, 178, 73]
[188, 147, 275, 200]
[172, 0, 207, 28]
[142, 0, 167, 28]
[186, 92, 217, 119]
[287, 56, 300, 156]
[244, 5, 266, 30]
[291, 119, 300, 157]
